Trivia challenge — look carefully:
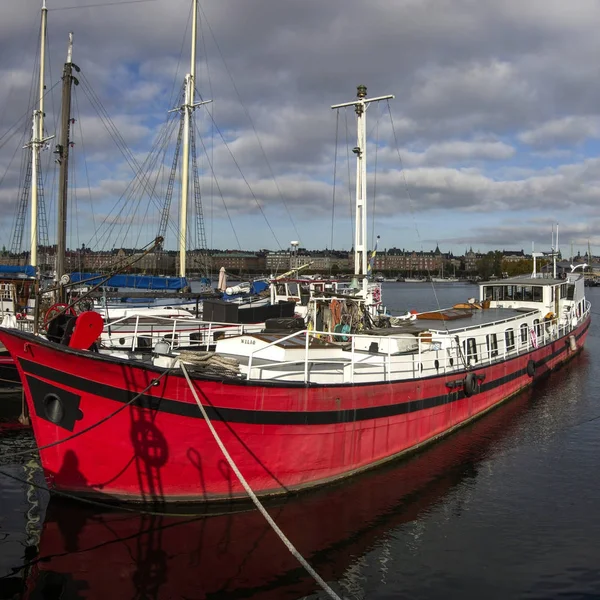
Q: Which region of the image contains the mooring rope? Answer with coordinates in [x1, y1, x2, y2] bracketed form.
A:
[180, 362, 344, 600]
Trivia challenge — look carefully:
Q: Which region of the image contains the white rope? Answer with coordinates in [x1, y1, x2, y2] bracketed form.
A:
[180, 363, 343, 600]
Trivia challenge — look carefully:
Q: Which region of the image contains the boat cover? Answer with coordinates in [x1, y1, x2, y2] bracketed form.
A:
[0, 265, 36, 278]
[69, 272, 188, 290]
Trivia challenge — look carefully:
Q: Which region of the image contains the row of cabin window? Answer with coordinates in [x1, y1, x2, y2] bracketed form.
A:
[483, 284, 575, 302]
[462, 320, 547, 363]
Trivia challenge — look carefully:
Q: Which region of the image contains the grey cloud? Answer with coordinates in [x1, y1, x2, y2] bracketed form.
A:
[519, 117, 600, 148]
[3, 0, 600, 252]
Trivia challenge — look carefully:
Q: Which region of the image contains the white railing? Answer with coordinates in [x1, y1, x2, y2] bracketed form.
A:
[101, 314, 251, 351]
[432, 307, 538, 335]
[245, 327, 431, 383]
[244, 308, 588, 384]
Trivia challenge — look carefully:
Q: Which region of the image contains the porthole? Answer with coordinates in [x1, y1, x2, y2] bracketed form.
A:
[43, 393, 64, 425]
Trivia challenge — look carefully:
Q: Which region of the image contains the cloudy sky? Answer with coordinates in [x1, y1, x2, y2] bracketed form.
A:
[2, 0, 600, 257]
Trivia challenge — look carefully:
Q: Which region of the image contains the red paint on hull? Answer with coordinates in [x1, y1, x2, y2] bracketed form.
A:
[0, 317, 589, 502]
[24, 389, 535, 599]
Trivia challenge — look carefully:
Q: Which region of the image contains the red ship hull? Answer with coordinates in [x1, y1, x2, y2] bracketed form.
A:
[0, 317, 590, 503]
[22, 388, 537, 599]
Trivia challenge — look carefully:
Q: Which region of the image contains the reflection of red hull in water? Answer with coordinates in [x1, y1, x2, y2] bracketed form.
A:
[23, 390, 536, 600]
[0, 319, 590, 502]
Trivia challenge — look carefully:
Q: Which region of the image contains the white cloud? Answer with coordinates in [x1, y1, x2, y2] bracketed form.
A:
[415, 140, 515, 166]
[519, 117, 600, 148]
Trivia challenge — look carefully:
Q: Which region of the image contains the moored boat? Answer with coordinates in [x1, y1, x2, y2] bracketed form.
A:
[0, 344, 20, 388]
[19, 387, 534, 599]
[0, 78, 591, 504]
[0, 266, 590, 503]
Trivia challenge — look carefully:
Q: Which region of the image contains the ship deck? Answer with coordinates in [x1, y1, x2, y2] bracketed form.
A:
[374, 306, 539, 337]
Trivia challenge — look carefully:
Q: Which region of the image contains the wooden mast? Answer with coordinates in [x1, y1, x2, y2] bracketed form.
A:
[29, 0, 54, 269]
[55, 32, 79, 301]
[178, 0, 211, 280]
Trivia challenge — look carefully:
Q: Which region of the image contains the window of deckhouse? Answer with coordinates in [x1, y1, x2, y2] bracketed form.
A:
[463, 337, 478, 365]
[486, 333, 498, 358]
[505, 328, 515, 352]
[520, 323, 529, 345]
[534, 318, 543, 340]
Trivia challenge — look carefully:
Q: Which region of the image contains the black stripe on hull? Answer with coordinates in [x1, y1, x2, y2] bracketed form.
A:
[16, 319, 588, 426]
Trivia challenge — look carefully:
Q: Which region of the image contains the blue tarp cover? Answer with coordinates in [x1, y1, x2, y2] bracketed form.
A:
[250, 280, 269, 294]
[0, 265, 36, 278]
[69, 272, 188, 290]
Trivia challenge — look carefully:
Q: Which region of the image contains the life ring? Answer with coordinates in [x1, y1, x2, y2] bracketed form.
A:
[15, 313, 22, 320]
[463, 372, 478, 397]
[529, 327, 538, 349]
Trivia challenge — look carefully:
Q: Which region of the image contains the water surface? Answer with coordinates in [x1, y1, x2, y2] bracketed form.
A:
[1, 283, 599, 599]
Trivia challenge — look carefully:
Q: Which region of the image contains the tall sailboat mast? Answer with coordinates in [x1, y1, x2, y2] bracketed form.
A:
[331, 86, 394, 294]
[56, 32, 80, 300]
[178, 0, 197, 279]
[29, 0, 54, 268]
[177, 0, 211, 279]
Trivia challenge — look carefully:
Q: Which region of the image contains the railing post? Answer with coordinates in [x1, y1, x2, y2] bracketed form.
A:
[132, 315, 140, 350]
[304, 329, 310, 383]
[351, 335, 355, 384]
[386, 342, 391, 381]
[443, 341, 447, 374]
[248, 347, 254, 380]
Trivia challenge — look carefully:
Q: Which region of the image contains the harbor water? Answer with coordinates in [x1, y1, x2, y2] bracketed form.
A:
[1, 283, 599, 599]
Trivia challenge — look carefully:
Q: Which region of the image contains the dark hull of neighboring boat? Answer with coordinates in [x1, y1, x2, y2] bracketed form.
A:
[0, 316, 590, 503]
[0, 350, 20, 387]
